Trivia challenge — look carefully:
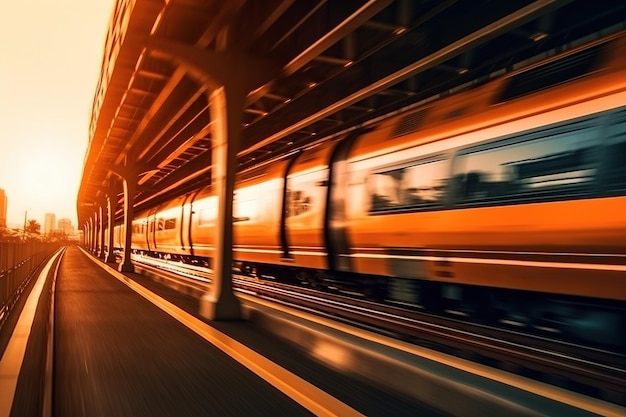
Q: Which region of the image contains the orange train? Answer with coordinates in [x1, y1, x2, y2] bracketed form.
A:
[114, 30, 626, 347]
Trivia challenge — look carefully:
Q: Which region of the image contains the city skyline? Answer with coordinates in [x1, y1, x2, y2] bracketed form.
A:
[0, 190, 76, 237]
[0, 186, 76, 231]
[0, 197, 79, 238]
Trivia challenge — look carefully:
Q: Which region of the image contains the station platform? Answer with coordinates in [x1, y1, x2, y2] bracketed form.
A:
[1, 247, 444, 417]
[2, 246, 624, 417]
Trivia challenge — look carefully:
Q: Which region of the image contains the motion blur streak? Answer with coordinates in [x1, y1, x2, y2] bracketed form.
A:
[0, 249, 63, 417]
[80, 247, 365, 417]
[351, 253, 626, 272]
[243, 295, 626, 417]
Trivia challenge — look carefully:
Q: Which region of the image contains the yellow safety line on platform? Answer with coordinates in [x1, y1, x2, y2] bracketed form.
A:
[80, 248, 365, 417]
[0, 249, 64, 417]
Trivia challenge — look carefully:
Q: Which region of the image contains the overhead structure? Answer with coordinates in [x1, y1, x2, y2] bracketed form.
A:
[76, 0, 626, 317]
[77, 0, 626, 224]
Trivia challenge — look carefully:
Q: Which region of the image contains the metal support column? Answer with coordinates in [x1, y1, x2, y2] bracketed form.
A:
[116, 161, 138, 273]
[199, 85, 247, 320]
[104, 182, 118, 263]
[98, 201, 106, 259]
[147, 39, 279, 320]
[89, 215, 95, 253]
[85, 221, 90, 250]
[95, 212, 101, 255]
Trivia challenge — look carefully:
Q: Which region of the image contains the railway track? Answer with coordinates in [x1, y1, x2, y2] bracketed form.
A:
[131, 255, 626, 406]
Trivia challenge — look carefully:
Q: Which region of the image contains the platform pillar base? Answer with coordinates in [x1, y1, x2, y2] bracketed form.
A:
[118, 261, 134, 273]
[199, 292, 241, 321]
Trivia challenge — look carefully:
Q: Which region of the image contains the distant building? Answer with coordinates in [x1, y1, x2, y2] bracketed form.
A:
[58, 218, 74, 237]
[0, 188, 6, 228]
[44, 213, 56, 236]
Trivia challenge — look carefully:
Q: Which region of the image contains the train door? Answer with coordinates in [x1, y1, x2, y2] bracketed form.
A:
[143, 218, 149, 251]
[325, 132, 360, 272]
[279, 155, 300, 259]
[284, 143, 335, 270]
[186, 189, 203, 258]
[180, 193, 192, 252]
[147, 208, 157, 253]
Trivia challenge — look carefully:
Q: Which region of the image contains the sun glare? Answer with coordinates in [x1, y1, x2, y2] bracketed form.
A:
[14, 145, 80, 210]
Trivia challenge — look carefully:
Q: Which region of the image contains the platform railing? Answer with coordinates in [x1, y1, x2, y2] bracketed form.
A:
[0, 242, 60, 329]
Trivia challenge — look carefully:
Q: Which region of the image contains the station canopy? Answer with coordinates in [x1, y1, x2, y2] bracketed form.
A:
[77, 0, 626, 225]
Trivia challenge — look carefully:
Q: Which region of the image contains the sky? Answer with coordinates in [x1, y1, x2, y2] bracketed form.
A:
[0, 0, 115, 229]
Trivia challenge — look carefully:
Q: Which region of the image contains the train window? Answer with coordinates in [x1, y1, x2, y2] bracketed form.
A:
[453, 121, 599, 205]
[164, 218, 176, 230]
[285, 189, 312, 217]
[285, 161, 328, 222]
[369, 159, 449, 212]
[157, 218, 165, 231]
[197, 197, 218, 226]
[233, 191, 256, 222]
[198, 209, 212, 225]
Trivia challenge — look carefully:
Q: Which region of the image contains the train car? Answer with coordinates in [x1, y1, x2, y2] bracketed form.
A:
[131, 30, 626, 347]
[250, 30, 626, 345]
[334, 31, 626, 344]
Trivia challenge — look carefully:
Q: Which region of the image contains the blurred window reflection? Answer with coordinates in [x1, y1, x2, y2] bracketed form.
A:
[164, 218, 176, 230]
[198, 198, 217, 226]
[453, 119, 599, 204]
[286, 189, 312, 217]
[369, 159, 449, 212]
[365, 107, 626, 215]
[198, 209, 212, 226]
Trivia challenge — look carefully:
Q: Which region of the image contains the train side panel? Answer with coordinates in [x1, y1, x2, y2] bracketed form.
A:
[232, 159, 289, 267]
[344, 74, 626, 301]
[152, 196, 188, 257]
[131, 216, 149, 253]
